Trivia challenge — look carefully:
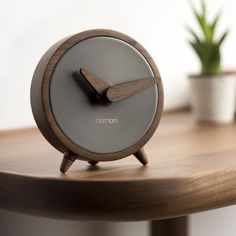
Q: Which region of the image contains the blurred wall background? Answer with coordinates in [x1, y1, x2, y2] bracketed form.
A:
[1, 0, 236, 235]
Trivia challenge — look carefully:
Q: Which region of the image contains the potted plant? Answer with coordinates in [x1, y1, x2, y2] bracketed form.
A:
[187, 1, 236, 124]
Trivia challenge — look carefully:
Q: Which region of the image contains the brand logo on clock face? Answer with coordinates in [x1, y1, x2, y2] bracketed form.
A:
[96, 118, 118, 124]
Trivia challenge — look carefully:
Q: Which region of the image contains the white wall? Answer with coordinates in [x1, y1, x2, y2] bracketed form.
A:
[1, 0, 236, 235]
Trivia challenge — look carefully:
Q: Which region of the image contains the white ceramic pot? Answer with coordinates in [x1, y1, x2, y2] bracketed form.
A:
[189, 73, 236, 124]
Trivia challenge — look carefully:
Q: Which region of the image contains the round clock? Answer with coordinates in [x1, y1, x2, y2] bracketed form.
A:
[31, 29, 164, 173]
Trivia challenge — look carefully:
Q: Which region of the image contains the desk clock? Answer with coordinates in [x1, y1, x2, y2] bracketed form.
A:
[31, 29, 164, 173]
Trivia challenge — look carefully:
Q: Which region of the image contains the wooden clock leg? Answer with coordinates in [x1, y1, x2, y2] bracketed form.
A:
[150, 216, 188, 236]
[88, 160, 98, 166]
[60, 152, 77, 173]
[134, 147, 148, 165]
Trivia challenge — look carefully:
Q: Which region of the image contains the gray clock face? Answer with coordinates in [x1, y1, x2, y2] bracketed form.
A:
[50, 36, 158, 154]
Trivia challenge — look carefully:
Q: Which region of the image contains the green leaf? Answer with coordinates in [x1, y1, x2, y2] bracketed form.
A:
[217, 30, 229, 47]
[209, 12, 220, 42]
[193, 1, 214, 43]
[201, 0, 206, 19]
[189, 41, 205, 62]
[186, 26, 201, 42]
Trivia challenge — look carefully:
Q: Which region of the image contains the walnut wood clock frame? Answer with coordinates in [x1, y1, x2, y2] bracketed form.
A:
[31, 29, 164, 173]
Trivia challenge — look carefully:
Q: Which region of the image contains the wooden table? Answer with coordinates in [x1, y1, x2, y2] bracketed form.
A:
[1, 111, 236, 236]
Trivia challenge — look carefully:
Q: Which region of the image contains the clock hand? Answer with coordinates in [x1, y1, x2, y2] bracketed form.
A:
[80, 67, 161, 103]
[105, 77, 161, 103]
[80, 68, 111, 95]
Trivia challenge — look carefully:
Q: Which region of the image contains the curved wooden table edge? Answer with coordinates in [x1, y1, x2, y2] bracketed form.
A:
[2, 111, 236, 221]
[1, 165, 236, 221]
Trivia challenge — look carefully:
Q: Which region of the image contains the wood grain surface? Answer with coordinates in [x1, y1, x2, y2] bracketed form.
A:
[106, 77, 160, 103]
[1, 112, 236, 221]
